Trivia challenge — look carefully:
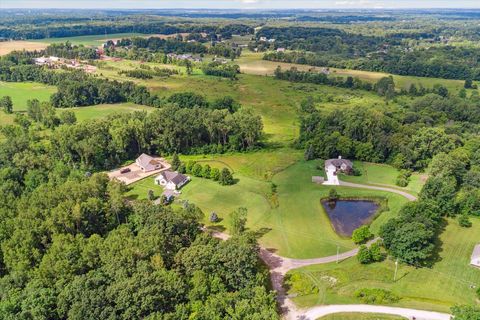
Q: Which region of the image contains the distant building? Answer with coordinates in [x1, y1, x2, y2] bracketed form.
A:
[155, 170, 190, 190]
[325, 156, 353, 175]
[276, 48, 286, 52]
[267, 38, 276, 43]
[259, 36, 268, 42]
[471, 244, 480, 268]
[135, 154, 163, 172]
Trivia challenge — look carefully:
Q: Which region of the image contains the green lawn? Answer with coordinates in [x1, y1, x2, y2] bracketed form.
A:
[318, 313, 406, 320]
[339, 161, 426, 195]
[287, 217, 480, 313]
[59, 103, 153, 122]
[128, 159, 409, 259]
[0, 81, 56, 111]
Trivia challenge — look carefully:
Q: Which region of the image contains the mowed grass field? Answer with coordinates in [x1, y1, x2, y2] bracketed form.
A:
[287, 217, 480, 313]
[0, 81, 56, 111]
[319, 313, 406, 320]
[236, 51, 473, 94]
[128, 158, 409, 259]
[59, 103, 153, 122]
[340, 161, 426, 195]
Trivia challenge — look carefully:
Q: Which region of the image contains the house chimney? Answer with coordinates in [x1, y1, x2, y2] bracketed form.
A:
[338, 155, 342, 159]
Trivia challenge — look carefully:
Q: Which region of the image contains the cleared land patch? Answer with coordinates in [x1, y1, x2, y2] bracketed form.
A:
[0, 81, 56, 111]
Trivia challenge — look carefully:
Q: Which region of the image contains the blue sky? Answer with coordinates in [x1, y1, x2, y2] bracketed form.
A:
[1, 0, 479, 9]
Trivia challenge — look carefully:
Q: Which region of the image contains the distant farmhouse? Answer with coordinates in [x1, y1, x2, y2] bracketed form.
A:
[471, 244, 480, 268]
[136, 153, 163, 172]
[325, 156, 353, 175]
[155, 170, 190, 191]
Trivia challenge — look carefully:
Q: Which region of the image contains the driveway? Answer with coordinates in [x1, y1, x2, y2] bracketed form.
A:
[107, 158, 171, 185]
[339, 181, 418, 201]
[323, 166, 339, 185]
[299, 304, 451, 320]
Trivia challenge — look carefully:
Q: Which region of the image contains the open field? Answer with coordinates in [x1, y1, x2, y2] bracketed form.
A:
[30, 32, 191, 47]
[287, 217, 480, 313]
[319, 313, 406, 320]
[236, 51, 472, 94]
[59, 103, 153, 122]
[0, 40, 49, 55]
[95, 59, 393, 144]
[340, 161, 426, 195]
[0, 81, 56, 111]
[128, 159, 409, 259]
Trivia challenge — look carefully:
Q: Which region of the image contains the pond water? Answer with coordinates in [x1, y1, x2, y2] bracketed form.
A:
[321, 199, 379, 237]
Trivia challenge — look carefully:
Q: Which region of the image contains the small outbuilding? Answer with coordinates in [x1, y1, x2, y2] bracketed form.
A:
[471, 244, 480, 268]
[136, 153, 163, 172]
[155, 170, 190, 190]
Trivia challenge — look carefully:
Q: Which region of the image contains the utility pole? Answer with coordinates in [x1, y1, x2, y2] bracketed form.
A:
[336, 245, 340, 263]
[394, 259, 399, 282]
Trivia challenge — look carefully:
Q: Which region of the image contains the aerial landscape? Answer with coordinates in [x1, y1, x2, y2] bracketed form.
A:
[0, 0, 479, 319]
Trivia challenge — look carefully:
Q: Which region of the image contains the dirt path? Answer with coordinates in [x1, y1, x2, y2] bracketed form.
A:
[339, 181, 418, 201]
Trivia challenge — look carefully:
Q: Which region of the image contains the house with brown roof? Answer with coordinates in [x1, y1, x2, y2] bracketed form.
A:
[135, 153, 163, 172]
[155, 170, 190, 190]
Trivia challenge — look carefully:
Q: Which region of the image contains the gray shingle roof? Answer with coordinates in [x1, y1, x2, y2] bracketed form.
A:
[160, 170, 188, 186]
[325, 158, 353, 169]
[136, 153, 161, 171]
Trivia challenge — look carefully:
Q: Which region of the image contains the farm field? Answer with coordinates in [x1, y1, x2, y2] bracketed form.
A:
[0, 40, 49, 55]
[319, 313, 406, 320]
[287, 217, 480, 313]
[128, 159, 410, 259]
[0, 81, 56, 111]
[236, 51, 472, 94]
[30, 32, 192, 46]
[339, 161, 426, 195]
[59, 103, 153, 122]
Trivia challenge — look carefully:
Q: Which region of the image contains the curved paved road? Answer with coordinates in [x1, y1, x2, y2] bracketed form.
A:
[300, 304, 451, 320]
[339, 181, 418, 201]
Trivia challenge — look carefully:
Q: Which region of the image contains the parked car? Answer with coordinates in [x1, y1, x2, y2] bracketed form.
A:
[120, 168, 131, 174]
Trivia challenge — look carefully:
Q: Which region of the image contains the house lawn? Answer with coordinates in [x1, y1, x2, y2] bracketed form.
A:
[127, 159, 409, 259]
[287, 217, 480, 313]
[339, 161, 426, 195]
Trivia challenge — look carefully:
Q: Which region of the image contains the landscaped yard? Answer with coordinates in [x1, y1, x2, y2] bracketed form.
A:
[0, 81, 57, 111]
[128, 158, 410, 259]
[339, 161, 426, 195]
[287, 217, 480, 313]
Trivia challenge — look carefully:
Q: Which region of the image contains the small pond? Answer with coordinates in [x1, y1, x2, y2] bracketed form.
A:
[321, 199, 380, 237]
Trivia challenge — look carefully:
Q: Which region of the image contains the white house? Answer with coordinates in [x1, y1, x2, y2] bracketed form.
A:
[135, 153, 162, 172]
[471, 244, 480, 268]
[155, 170, 190, 190]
